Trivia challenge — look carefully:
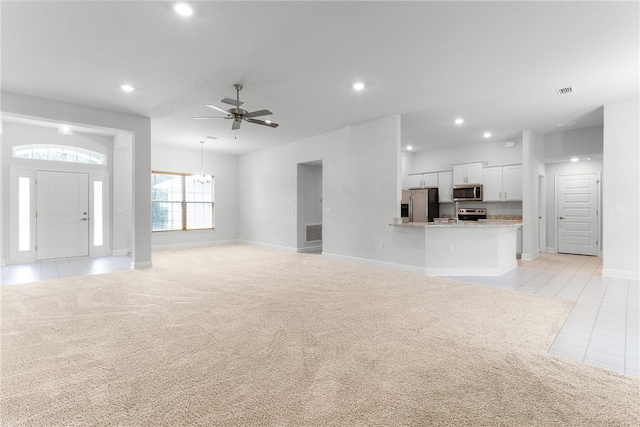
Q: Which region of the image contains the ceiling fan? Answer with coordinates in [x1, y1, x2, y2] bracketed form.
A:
[193, 84, 279, 130]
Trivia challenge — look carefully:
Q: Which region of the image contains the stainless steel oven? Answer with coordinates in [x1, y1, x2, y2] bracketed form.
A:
[457, 208, 486, 221]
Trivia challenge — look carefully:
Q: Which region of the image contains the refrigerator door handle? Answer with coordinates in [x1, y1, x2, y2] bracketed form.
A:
[409, 198, 413, 222]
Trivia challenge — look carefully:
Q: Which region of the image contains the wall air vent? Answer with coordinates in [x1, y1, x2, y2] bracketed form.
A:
[305, 224, 322, 242]
[556, 87, 573, 95]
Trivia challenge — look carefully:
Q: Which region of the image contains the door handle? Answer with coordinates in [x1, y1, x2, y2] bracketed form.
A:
[409, 198, 413, 222]
[80, 218, 88, 221]
[558, 216, 565, 220]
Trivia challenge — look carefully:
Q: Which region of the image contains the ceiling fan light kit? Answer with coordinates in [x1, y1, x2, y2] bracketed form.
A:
[193, 83, 279, 130]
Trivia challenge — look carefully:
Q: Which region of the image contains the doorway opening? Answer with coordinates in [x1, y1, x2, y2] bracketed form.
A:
[296, 160, 323, 254]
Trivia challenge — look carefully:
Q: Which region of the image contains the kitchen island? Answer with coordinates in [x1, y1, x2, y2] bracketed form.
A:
[391, 220, 522, 276]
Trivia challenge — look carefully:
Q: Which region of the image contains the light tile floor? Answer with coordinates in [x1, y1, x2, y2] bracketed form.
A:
[0, 255, 131, 285]
[448, 253, 639, 377]
[1, 252, 638, 377]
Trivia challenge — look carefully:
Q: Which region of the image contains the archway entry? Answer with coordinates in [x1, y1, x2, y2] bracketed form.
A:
[297, 160, 323, 253]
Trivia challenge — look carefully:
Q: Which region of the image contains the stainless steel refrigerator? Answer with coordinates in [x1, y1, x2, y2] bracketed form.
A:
[401, 189, 439, 223]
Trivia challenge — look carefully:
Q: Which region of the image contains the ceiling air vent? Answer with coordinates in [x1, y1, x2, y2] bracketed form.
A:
[556, 87, 573, 95]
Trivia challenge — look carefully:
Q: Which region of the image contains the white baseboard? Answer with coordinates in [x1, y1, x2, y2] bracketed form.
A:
[321, 252, 426, 275]
[425, 262, 517, 277]
[111, 248, 130, 256]
[152, 239, 240, 251]
[238, 240, 298, 253]
[0, 258, 8, 267]
[520, 251, 540, 261]
[546, 247, 557, 254]
[131, 261, 152, 269]
[297, 245, 322, 254]
[602, 268, 640, 280]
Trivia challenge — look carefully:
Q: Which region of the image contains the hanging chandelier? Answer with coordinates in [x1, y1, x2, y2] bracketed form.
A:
[192, 140, 212, 184]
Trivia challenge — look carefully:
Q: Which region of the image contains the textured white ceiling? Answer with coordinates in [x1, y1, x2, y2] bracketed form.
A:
[1, 1, 638, 154]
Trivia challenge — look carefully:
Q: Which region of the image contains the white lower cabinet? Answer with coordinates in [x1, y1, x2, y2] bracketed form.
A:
[482, 164, 522, 201]
[438, 171, 453, 203]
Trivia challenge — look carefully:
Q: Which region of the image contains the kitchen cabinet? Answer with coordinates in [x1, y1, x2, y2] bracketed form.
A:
[438, 171, 453, 203]
[408, 172, 438, 189]
[503, 165, 523, 201]
[453, 162, 483, 185]
[482, 164, 522, 201]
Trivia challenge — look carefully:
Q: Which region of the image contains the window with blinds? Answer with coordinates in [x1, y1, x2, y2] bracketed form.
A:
[151, 171, 214, 232]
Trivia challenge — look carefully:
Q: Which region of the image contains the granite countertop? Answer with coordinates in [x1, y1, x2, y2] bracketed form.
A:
[391, 220, 523, 228]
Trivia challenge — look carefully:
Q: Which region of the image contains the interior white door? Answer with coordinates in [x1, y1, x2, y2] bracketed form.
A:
[36, 171, 89, 260]
[557, 173, 599, 256]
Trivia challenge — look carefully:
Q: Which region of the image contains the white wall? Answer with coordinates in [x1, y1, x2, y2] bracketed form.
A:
[239, 115, 426, 271]
[410, 137, 522, 173]
[1, 92, 152, 268]
[151, 144, 239, 249]
[545, 159, 603, 253]
[521, 130, 543, 260]
[542, 126, 603, 161]
[112, 133, 133, 255]
[602, 98, 639, 279]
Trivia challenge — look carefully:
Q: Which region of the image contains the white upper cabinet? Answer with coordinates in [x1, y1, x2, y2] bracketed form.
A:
[438, 171, 453, 203]
[408, 172, 438, 189]
[482, 167, 503, 201]
[482, 164, 522, 201]
[453, 162, 483, 185]
[503, 165, 522, 201]
[422, 172, 438, 187]
[408, 174, 423, 189]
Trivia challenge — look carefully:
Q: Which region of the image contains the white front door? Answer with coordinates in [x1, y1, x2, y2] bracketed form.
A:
[557, 173, 599, 256]
[36, 171, 89, 260]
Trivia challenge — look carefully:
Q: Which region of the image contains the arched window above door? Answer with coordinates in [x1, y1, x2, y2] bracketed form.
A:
[13, 144, 107, 165]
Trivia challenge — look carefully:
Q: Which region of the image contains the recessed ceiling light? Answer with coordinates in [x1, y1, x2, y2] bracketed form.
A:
[454, 118, 464, 125]
[174, 3, 193, 17]
[120, 84, 135, 92]
[483, 132, 491, 138]
[406, 145, 413, 151]
[352, 82, 365, 91]
[265, 120, 272, 124]
[571, 157, 579, 162]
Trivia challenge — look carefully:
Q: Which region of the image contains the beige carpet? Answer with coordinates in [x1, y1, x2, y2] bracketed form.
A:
[1, 244, 638, 426]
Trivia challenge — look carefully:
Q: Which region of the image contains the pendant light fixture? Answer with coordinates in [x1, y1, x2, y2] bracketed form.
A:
[192, 140, 212, 184]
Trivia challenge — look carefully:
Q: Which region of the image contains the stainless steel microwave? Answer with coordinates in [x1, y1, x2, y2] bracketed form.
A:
[452, 184, 483, 201]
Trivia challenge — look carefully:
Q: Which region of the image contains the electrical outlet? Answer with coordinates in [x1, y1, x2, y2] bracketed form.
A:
[615, 205, 623, 214]
[448, 245, 454, 254]
[379, 241, 384, 249]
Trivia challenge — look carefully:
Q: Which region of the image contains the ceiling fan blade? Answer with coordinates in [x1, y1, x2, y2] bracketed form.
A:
[205, 104, 232, 116]
[232, 119, 242, 130]
[246, 118, 279, 128]
[192, 116, 230, 120]
[220, 97, 244, 107]
[246, 109, 272, 118]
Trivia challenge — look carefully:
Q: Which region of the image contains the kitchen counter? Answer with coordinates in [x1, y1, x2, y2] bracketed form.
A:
[390, 220, 522, 276]
[391, 220, 522, 228]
